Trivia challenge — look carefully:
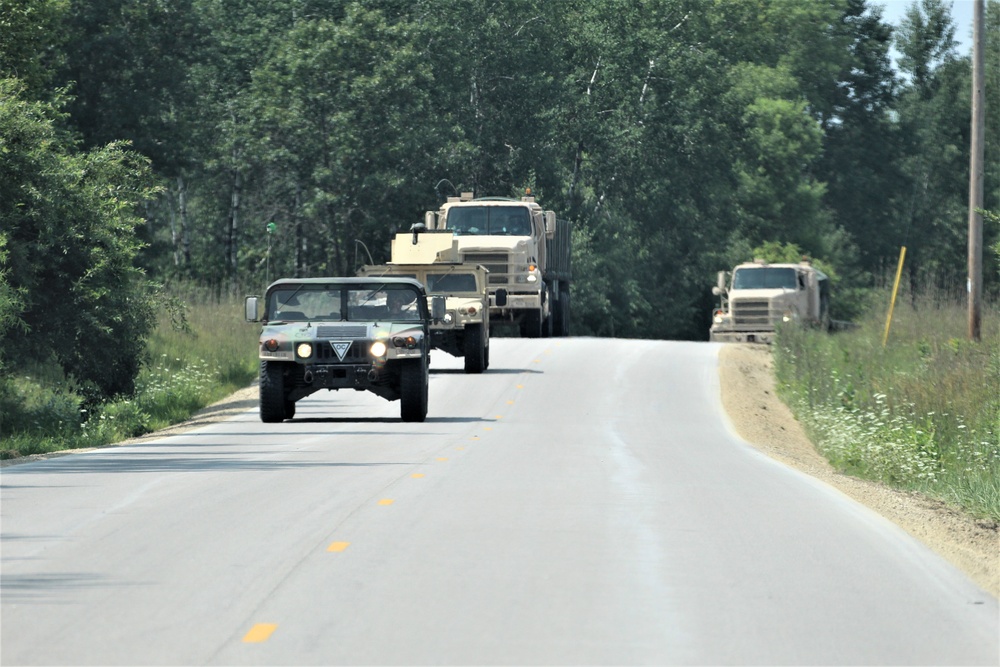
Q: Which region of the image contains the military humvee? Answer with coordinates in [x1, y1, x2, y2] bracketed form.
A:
[245, 277, 444, 422]
[359, 262, 492, 373]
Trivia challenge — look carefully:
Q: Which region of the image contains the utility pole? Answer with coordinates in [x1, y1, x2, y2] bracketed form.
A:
[968, 0, 985, 341]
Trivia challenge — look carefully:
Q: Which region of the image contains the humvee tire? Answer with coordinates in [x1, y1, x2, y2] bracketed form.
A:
[260, 361, 287, 423]
[400, 359, 428, 422]
[464, 323, 486, 374]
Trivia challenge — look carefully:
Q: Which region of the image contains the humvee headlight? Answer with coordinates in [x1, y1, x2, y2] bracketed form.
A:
[443, 312, 454, 323]
[264, 338, 280, 352]
[526, 274, 537, 283]
[392, 335, 418, 349]
[296, 343, 313, 358]
[370, 341, 388, 357]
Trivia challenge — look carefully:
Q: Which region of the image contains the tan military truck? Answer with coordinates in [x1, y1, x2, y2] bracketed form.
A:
[359, 227, 494, 373]
[423, 191, 571, 338]
[710, 259, 830, 343]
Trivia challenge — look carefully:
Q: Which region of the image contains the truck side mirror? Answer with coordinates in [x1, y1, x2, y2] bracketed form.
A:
[544, 211, 556, 239]
[716, 271, 727, 290]
[424, 210, 437, 230]
[712, 286, 722, 296]
[430, 295, 446, 321]
[245, 296, 260, 322]
[494, 288, 508, 307]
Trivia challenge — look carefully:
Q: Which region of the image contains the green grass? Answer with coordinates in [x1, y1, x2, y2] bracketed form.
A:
[0, 291, 259, 458]
[774, 292, 1000, 520]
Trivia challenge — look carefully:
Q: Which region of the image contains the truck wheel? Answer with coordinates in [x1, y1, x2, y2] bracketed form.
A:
[284, 400, 296, 420]
[557, 287, 571, 336]
[464, 324, 486, 374]
[260, 360, 288, 423]
[399, 359, 428, 422]
[520, 311, 542, 338]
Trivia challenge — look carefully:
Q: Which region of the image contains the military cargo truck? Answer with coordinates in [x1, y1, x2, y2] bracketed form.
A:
[709, 259, 830, 343]
[359, 228, 492, 373]
[423, 191, 571, 338]
[245, 277, 443, 422]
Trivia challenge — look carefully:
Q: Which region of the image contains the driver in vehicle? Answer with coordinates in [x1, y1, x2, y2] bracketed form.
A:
[386, 290, 419, 320]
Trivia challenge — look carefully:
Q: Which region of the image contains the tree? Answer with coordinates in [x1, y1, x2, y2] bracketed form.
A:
[893, 0, 970, 290]
[0, 79, 158, 402]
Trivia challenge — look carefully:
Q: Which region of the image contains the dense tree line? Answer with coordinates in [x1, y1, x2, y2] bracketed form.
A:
[1, 0, 997, 401]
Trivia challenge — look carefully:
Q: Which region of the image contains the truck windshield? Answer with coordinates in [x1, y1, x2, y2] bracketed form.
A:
[447, 206, 531, 236]
[732, 267, 798, 290]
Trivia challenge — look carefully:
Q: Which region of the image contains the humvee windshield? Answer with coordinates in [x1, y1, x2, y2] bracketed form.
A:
[447, 206, 531, 236]
[268, 284, 422, 322]
[269, 286, 341, 321]
[732, 267, 798, 290]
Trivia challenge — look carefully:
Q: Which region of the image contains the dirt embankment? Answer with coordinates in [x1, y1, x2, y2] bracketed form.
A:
[719, 344, 999, 599]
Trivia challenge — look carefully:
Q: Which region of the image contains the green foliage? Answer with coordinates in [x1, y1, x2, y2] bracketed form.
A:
[0, 0, 68, 98]
[0, 78, 159, 402]
[0, 0, 994, 345]
[774, 293, 1000, 520]
[1, 291, 259, 458]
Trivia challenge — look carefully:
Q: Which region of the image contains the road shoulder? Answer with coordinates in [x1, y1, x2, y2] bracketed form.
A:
[718, 343, 999, 599]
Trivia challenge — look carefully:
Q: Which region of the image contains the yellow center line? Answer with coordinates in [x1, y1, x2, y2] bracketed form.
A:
[506, 400, 514, 405]
[327, 541, 350, 552]
[411, 473, 425, 478]
[436, 457, 448, 462]
[378, 499, 395, 506]
[243, 624, 277, 643]
[516, 384, 523, 389]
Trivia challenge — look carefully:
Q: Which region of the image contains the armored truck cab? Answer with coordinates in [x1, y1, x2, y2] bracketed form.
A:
[710, 260, 830, 343]
[359, 261, 491, 373]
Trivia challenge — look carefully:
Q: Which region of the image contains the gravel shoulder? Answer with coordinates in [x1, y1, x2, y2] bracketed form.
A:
[719, 343, 999, 599]
[4, 344, 997, 598]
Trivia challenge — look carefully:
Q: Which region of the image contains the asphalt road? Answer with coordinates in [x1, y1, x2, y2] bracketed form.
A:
[2, 338, 997, 665]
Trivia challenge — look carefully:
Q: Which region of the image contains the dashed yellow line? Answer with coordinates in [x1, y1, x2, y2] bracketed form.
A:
[243, 624, 277, 643]
[411, 473, 425, 478]
[327, 541, 350, 552]
[378, 499, 395, 506]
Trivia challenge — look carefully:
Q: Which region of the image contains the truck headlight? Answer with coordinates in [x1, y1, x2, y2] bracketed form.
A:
[296, 343, 313, 358]
[370, 341, 388, 357]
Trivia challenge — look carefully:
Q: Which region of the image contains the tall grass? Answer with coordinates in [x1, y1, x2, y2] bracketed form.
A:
[0, 289, 259, 458]
[774, 291, 1000, 520]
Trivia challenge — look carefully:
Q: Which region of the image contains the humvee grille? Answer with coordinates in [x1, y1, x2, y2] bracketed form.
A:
[317, 324, 368, 338]
[315, 339, 369, 362]
[732, 299, 772, 326]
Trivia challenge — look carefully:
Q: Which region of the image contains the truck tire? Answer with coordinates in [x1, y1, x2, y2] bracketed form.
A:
[557, 286, 571, 336]
[260, 360, 288, 423]
[463, 323, 486, 374]
[399, 359, 428, 422]
[520, 311, 542, 338]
